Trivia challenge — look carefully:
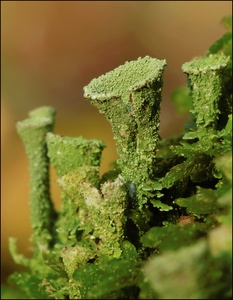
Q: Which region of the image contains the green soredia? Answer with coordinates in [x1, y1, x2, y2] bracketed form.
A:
[84, 56, 166, 206]
[55, 166, 101, 245]
[85, 176, 128, 258]
[16, 106, 57, 248]
[46, 133, 105, 245]
[46, 133, 105, 177]
[7, 17, 232, 297]
[182, 53, 230, 129]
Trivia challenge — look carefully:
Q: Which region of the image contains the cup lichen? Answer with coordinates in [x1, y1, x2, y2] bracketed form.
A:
[46, 133, 105, 177]
[7, 17, 232, 299]
[84, 56, 166, 207]
[182, 53, 231, 130]
[16, 106, 57, 248]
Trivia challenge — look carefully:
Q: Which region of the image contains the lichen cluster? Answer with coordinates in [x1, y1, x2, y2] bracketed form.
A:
[7, 16, 232, 299]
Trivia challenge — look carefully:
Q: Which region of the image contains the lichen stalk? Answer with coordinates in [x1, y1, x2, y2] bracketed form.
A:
[55, 166, 100, 245]
[85, 176, 128, 257]
[16, 106, 57, 247]
[46, 133, 105, 245]
[182, 53, 230, 129]
[57, 167, 128, 258]
[84, 56, 166, 201]
[46, 133, 105, 177]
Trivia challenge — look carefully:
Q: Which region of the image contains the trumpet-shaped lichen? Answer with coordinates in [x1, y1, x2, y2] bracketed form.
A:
[7, 17, 232, 300]
[46, 133, 105, 177]
[182, 53, 230, 129]
[84, 56, 166, 206]
[16, 106, 57, 247]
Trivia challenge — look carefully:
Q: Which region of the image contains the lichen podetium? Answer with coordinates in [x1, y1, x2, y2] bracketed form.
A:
[46, 133, 105, 245]
[16, 106, 57, 248]
[46, 133, 105, 177]
[182, 53, 230, 130]
[84, 56, 166, 207]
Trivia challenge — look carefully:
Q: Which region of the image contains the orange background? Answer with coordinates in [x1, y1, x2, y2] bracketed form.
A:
[1, 1, 232, 283]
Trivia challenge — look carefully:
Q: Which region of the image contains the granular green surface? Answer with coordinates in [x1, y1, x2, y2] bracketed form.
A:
[7, 17, 232, 299]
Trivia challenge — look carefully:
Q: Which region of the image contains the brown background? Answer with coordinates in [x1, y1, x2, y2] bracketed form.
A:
[1, 1, 232, 283]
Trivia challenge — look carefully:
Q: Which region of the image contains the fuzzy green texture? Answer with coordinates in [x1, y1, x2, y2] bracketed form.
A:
[57, 169, 128, 257]
[46, 133, 105, 177]
[46, 133, 105, 245]
[16, 106, 57, 247]
[84, 56, 166, 204]
[84, 176, 128, 257]
[55, 166, 100, 245]
[182, 53, 230, 129]
[7, 17, 232, 300]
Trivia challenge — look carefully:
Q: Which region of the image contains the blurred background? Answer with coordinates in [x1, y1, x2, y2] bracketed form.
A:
[1, 1, 232, 285]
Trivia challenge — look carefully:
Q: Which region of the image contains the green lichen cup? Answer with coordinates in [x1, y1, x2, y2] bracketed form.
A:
[84, 56, 166, 199]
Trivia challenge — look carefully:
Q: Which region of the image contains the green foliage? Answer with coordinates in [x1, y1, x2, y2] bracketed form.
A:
[73, 257, 139, 299]
[7, 17, 232, 299]
[141, 223, 209, 251]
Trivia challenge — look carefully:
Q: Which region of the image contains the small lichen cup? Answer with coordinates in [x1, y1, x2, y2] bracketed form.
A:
[84, 56, 166, 204]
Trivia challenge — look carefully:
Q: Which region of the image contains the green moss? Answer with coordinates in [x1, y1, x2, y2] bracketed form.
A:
[7, 17, 232, 299]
